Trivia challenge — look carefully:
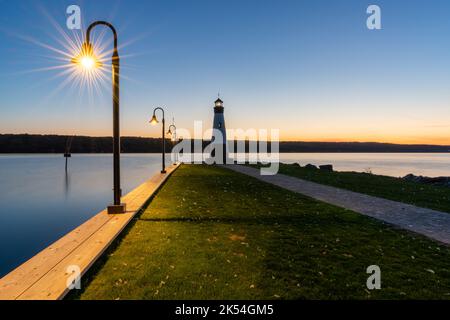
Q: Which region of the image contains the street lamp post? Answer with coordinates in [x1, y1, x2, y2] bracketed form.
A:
[167, 124, 177, 164]
[150, 107, 166, 174]
[72, 21, 126, 214]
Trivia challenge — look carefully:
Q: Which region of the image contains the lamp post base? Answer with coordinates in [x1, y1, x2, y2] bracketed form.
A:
[161, 170, 167, 174]
[107, 203, 127, 214]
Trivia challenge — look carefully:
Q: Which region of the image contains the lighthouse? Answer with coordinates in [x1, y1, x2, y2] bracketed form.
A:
[211, 97, 229, 164]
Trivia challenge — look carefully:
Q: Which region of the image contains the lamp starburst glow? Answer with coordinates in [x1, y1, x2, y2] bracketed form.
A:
[81, 56, 95, 69]
[71, 43, 102, 70]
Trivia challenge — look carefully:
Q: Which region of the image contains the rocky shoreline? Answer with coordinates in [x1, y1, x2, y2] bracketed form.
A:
[289, 163, 450, 187]
[402, 174, 450, 187]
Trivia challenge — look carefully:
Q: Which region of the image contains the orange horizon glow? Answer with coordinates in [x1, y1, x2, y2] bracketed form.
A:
[1, 129, 449, 146]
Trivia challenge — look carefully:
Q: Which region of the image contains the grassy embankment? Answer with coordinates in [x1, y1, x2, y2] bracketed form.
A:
[73, 165, 450, 300]
[255, 163, 450, 213]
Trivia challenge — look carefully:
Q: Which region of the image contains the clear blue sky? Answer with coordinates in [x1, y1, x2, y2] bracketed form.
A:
[1, 0, 450, 143]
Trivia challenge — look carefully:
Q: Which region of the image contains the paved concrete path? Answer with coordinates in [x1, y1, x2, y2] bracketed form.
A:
[225, 165, 450, 245]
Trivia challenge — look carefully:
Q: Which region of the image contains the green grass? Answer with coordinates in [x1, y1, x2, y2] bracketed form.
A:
[73, 165, 450, 300]
[257, 163, 450, 213]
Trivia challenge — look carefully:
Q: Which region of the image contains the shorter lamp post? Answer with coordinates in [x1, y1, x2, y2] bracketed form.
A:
[167, 124, 177, 164]
[150, 107, 166, 173]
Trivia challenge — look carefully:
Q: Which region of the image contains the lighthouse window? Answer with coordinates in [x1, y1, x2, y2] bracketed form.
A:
[218, 122, 222, 128]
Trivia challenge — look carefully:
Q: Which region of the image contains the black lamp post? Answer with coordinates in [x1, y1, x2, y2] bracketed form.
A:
[150, 107, 166, 173]
[167, 124, 177, 164]
[72, 21, 126, 214]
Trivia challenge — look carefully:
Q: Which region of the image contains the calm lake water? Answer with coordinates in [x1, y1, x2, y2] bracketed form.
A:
[0, 154, 172, 277]
[0, 153, 449, 277]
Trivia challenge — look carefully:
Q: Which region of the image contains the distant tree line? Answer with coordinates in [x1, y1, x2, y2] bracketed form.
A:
[0, 134, 449, 153]
[0, 134, 174, 153]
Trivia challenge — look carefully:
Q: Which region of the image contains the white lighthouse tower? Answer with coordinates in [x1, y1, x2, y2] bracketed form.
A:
[211, 96, 229, 164]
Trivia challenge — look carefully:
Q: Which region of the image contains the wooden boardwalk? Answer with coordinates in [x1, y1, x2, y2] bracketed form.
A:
[0, 164, 180, 300]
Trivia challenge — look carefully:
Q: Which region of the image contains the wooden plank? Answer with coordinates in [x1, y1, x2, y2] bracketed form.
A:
[0, 164, 179, 300]
[0, 211, 112, 300]
[18, 208, 136, 300]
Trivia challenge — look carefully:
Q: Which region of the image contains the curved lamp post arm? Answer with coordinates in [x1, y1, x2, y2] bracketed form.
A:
[153, 107, 165, 120]
[86, 21, 118, 52]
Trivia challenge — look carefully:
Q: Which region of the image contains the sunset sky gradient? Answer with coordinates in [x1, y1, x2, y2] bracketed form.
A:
[1, 0, 450, 144]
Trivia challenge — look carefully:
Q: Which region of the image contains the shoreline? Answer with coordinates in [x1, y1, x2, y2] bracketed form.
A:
[284, 162, 450, 184]
[0, 164, 180, 300]
[2, 134, 450, 153]
[1, 151, 450, 154]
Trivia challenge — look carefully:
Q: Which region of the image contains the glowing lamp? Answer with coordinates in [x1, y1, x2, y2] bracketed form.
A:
[215, 98, 223, 108]
[72, 42, 102, 70]
[150, 115, 159, 125]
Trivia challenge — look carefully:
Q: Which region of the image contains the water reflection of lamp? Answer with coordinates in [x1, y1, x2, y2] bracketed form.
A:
[64, 136, 74, 172]
[64, 170, 70, 200]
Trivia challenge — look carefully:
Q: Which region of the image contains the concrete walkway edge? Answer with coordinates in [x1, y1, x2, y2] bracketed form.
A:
[224, 165, 450, 245]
